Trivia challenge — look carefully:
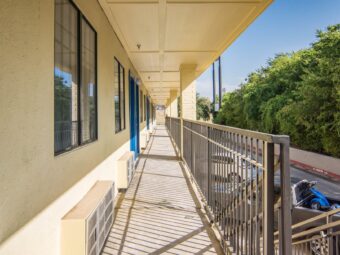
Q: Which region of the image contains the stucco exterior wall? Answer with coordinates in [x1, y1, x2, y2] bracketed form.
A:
[0, 0, 148, 253]
[180, 65, 197, 120]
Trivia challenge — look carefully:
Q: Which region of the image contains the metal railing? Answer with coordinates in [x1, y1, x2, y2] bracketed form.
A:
[166, 116, 181, 154]
[166, 116, 292, 255]
[275, 208, 340, 255]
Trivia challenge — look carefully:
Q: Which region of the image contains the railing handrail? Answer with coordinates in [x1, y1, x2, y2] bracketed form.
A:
[274, 219, 340, 245]
[181, 118, 289, 144]
[165, 115, 181, 120]
[166, 116, 292, 254]
[293, 207, 340, 230]
[274, 207, 340, 237]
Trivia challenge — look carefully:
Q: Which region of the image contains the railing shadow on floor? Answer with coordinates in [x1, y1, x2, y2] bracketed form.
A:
[166, 116, 292, 255]
[101, 126, 223, 255]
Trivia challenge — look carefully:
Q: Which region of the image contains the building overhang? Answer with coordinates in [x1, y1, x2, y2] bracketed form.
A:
[98, 0, 272, 105]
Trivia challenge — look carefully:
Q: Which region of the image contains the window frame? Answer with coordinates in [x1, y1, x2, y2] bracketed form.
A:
[54, 0, 98, 156]
[114, 57, 126, 133]
[144, 95, 147, 121]
[140, 91, 143, 123]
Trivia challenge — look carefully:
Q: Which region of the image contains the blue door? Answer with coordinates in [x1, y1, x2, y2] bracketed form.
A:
[146, 97, 150, 130]
[136, 84, 140, 154]
[129, 73, 140, 158]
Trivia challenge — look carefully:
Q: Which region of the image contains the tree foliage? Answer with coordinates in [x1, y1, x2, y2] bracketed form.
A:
[214, 24, 340, 157]
[196, 93, 212, 121]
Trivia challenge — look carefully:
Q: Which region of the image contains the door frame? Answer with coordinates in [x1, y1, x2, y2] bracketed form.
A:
[129, 71, 140, 158]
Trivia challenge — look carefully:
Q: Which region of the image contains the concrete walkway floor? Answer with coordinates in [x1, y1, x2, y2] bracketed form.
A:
[102, 126, 223, 255]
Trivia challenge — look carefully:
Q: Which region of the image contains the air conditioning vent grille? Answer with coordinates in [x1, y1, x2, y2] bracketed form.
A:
[88, 212, 97, 234]
[89, 246, 97, 255]
[99, 214, 105, 230]
[105, 213, 113, 236]
[61, 181, 115, 255]
[99, 231, 105, 250]
[87, 228, 97, 253]
[105, 201, 113, 219]
[98, 201, 105, 218]
[105, 190, 112, 205]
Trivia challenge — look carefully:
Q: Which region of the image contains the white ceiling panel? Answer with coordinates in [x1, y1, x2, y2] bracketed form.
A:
[99, 0, 272, 104]
[162, 72, 180, 82]
[140, 72, 161, 82]
[109, 3, 159, 51]
[145, 81, 179, 88]
[164, 51, 215, 72]
[165, 3, 256, 51]
[130, 52, 160, 71]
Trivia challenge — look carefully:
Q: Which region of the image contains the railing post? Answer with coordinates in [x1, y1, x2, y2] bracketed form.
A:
[263, 142, 274, 255]
[170, 117, 172, 134]
[207, 126, 211, 206]
[279, 141, 292, 254]
[180, 118, 183, 159]
[327, 214, 333, 255]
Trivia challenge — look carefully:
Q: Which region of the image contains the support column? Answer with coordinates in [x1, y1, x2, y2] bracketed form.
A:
[180, 65, 197, 120]
[165, 99, 170, 116]
[179, 64, 197, 158]
[170, 89, 178, 118]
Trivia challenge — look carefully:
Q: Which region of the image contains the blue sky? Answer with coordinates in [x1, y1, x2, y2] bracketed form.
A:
[196, 0, 340, 100]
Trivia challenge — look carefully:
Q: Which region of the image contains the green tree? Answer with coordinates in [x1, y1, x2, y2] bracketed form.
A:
[214, 24, 340, 157]
[196, 93, 211, 121]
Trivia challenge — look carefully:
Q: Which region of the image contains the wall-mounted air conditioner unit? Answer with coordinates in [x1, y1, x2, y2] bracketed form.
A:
[140, 131, 149, 149]
[61, 181, 115, 255]
[146, 131, 150, 141]
[116, 151, 134, 190]
[148, 125, 153, 134]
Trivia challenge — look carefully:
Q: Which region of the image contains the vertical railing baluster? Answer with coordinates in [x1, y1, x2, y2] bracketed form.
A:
[167, 118, 292, 254]
[279, 141, 292, 255]
[207, 127, 211, 204]
[263, 142, 274, 255]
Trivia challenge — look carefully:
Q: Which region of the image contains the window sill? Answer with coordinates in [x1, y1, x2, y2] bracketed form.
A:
[54, 139, 98, 158]
[115, 129, 126, 134]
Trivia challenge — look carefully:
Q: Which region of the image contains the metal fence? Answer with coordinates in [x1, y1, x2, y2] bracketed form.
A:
[166, 117, 292, 255]
[165, 116, 181, 154]
[276, 208, 340, 255]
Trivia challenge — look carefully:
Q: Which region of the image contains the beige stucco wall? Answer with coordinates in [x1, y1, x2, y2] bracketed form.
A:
[180, 65, 197, 120]
[170, 90, 178, 118]
[0, 0, 148, 253]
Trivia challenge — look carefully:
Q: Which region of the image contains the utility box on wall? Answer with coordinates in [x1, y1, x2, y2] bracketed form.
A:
[61, 181, 115, 255]
[140, 131, 149, 150]
[116, 151, 135, 190]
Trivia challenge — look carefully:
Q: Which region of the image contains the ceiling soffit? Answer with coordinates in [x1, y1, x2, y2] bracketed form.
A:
[99, 0, 272, 104]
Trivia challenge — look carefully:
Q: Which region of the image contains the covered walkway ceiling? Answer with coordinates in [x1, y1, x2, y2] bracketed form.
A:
[98, 0, 272, 105]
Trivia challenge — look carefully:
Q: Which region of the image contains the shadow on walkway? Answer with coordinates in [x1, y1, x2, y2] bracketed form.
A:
[102, 126, 223, 255]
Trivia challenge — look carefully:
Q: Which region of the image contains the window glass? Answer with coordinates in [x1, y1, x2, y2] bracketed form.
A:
[81, 18, 97, 143]
[54, 0, 79, 153]
[120, 66, 125, 130]
[54, 0, 97, 154]
[114, 59, 125, 133]
[114, 60, 120, 132]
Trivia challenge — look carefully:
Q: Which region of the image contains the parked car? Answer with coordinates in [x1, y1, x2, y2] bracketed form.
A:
[211, 153, 260, 184]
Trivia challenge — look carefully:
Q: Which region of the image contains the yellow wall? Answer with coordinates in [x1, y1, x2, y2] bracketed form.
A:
[180, 65, 197, 120]
[0, 0, 148, 252]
